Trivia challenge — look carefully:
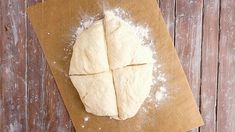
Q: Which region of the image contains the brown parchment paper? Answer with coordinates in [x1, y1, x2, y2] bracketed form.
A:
[27, 0, 204, 131]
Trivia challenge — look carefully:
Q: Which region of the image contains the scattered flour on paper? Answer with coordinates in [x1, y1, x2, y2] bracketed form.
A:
[155, 86, 168, 106]
[84, 116, 89, 122]
[153, 63, 168, 107]
[80, 115, 90, 128]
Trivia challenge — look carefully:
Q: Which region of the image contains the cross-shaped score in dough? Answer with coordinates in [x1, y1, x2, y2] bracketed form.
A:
[69, 12, 154, 120]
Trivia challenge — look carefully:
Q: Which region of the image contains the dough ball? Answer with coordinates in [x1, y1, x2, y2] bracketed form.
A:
[69, 13, 154, 120]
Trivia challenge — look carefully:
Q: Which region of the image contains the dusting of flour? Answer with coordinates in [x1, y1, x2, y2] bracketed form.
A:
[155, 86, 168, 106]
[153, 63, 168, 107]
[84, 116, 89, 122]
[106, 8, 155, 47]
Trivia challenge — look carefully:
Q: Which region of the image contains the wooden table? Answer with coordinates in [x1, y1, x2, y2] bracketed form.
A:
[0, 0, 234, 131]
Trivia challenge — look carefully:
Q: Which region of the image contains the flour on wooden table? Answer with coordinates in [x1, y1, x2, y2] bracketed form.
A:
[9, 120, 22, 132]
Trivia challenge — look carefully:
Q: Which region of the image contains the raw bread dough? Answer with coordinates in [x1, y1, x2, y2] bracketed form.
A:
[69, 20, 109, 75]
[69, 13, 154, 120]
[104, 12, 154, 70]
[70, 72, 118, 116]
[112, 64, 153, 120]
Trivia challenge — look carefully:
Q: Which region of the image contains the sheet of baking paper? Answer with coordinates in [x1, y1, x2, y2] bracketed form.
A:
[27, 0, 204, 131]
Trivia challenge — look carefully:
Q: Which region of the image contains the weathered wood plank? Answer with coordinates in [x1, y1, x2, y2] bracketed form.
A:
[0, 0, 2, 128]
[26, 1, 46, 131]
[27, 1, 50, 131]
[0, 0, 28, 131]
[159, 0, 175, 43]
[200, 0, 220, 132]
[175, 0, 203, 108]
[27, 7, 48, 131]
[217, 0, 235, 131]
[175, 1, 203, 132]
[27, 0, 75, 131]
[43, 67, 74, 132]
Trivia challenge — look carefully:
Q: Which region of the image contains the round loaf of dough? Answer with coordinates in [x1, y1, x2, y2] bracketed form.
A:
[69, 12, 154, 120]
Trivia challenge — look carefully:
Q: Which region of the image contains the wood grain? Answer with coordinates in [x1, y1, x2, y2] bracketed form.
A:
[200, 0, 220, 132]
[26, 0, 75, 131]
[27, 2, 47, 131]
[175, 0, 203, 105]
[0, 0, 27, 131]
[159, 0, 175, 43]
[0, 0, 3, 130]
[175, 1, 203, 132]
[217, 0, 235, 131]
[0, 0, 2, 129]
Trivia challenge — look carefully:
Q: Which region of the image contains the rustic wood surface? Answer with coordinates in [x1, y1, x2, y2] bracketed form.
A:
[0, 0, 234, 131]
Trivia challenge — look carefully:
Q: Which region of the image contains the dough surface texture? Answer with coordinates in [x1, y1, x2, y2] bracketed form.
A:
[105, 12, 154, 69]
[69, 20, 109, 75]
[70, 72, 118, 116]
[112, 64, 153, 120]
